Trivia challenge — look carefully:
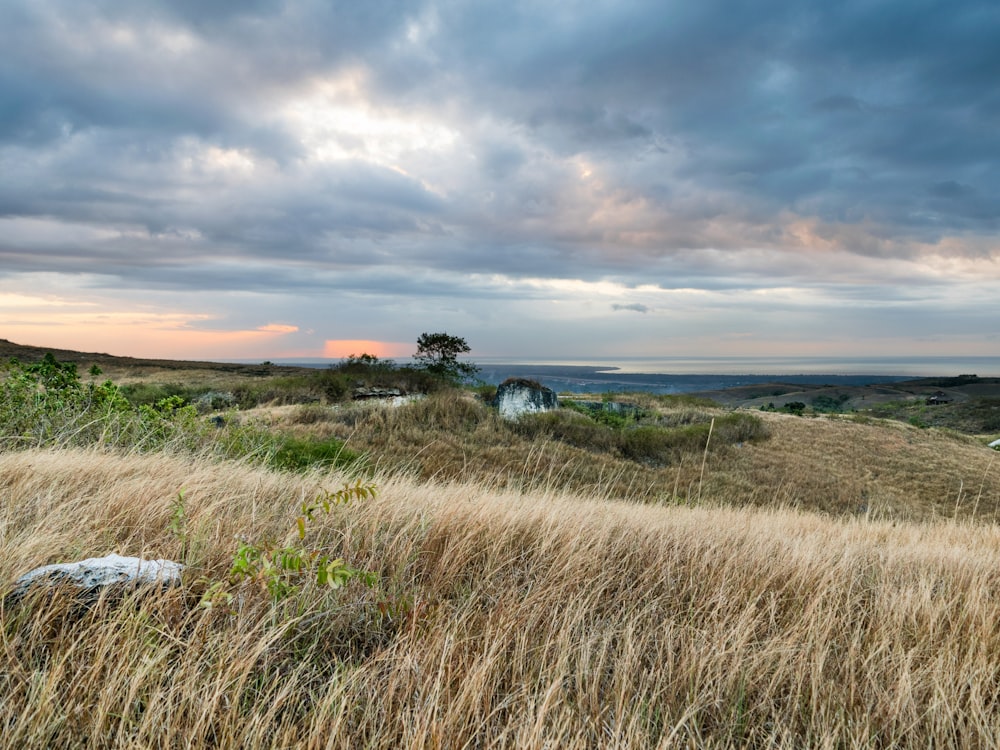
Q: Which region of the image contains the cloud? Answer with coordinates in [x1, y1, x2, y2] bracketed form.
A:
[0, 0, 997, 361]
[257, 323, 298, 334]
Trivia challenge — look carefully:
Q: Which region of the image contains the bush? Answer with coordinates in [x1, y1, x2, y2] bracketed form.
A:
[119, 381, 197, 407]
[712, 412, 771, 444]
[0, 354, 274, 463]
[812, 394, 851, 413]
[193, 391, 237, 413]
[270, 436, 363, 473]
[620, 425, 684, 463]
[516, 411, 621, 453]
[621, 413, 768, 465]
[472, 384, 497, 404]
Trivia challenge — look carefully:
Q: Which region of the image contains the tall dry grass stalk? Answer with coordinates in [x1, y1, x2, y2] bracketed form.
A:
[4, 447, 1000, 747]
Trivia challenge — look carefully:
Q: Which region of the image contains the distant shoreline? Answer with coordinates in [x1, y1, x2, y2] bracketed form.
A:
[237, 356, 1000, 395]
[248, 355, 1000, 379]
[233, 360, 989, 396]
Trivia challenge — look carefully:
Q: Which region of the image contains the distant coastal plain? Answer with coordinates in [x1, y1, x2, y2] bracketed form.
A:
[270, 356, 1000, 395]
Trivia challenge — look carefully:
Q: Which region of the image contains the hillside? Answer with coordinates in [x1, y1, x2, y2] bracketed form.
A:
[0, 337, 309, 380]
[4, 448, 1000, 747]
[3, 338, 999, 521]
[696, 378, 1000, 435]
[3, 340, 1000, 746]
[249, 395, 1000, 523]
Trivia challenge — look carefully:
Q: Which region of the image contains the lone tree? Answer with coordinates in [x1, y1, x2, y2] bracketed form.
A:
[413, 332, 480, 382]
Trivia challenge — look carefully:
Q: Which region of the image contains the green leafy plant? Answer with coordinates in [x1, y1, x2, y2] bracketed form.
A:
[222, 482, 379, 603]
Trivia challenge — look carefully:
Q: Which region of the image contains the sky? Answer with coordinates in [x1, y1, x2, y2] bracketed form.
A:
[0, 0, 998, 364]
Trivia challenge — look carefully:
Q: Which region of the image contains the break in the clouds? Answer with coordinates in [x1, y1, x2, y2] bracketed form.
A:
[0, 0, 998, 362]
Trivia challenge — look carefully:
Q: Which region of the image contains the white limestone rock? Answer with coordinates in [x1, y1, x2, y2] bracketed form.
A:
[10, 553, 184, 600]
[496, 378, 559, 420]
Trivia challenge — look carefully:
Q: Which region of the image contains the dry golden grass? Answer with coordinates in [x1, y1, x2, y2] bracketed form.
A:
[4, 447, 1000, 747]
[717, 412, 1000, 521]
[246, 395, 1000, 523]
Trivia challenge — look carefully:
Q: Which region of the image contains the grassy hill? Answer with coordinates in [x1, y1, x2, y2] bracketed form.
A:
[696, 377, 1000, 435]
[4, 448, 1000, 747]
[2, 340, 1000, 746]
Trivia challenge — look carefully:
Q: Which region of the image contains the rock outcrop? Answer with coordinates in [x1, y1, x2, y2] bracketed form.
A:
[496, 378, 558, 420]
[352, 386, 403, 400]
[7, 553, 184, 604]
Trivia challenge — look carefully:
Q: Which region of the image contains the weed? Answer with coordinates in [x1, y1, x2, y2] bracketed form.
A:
[221, 482, 379, 603]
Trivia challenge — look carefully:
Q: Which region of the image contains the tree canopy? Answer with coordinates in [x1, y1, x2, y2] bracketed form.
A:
[413, 332, 480, 382]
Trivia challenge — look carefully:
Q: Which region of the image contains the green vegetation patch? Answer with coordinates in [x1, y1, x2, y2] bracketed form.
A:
[516, 410, 622, 452]
[518, 407, 769, 466]
[0, 353, 368, 472]
[811, 394, 852, 413]
[865, 397, 1000, 434]
[270, 435, 363, 473]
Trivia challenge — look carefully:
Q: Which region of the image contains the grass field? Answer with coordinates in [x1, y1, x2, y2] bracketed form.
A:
[247, 393, 1000, 522]
[2, 343, 1000, 747]
[4, 449, 1000, 748]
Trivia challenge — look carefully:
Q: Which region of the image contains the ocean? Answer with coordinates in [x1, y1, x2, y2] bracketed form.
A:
[268, 355, 1000, 396]
[473, 355, 1000, 377]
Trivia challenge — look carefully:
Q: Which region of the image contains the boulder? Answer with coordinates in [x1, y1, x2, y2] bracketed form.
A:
[7, 553, 184, 604]
[352, 386, 403, 400]
[496, 378, 558, 420]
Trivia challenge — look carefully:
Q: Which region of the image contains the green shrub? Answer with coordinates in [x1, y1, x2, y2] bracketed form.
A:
[515, 411, 621, 453]
[0, 354, 274, 463]
[620, 425, 683, 463]
[312, 370, 352, 402]
[561, 400, 644, 429]
[120, 381, 197, 407]
[620, 413, 769, 465]
[200, 482, 380, 606]
[193, 390, 237, 413]
[712, 412, 770, 444]
[812, 394, 851, 413]
[270, 435, 363, 473]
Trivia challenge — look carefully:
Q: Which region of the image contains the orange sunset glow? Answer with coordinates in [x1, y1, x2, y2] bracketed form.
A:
[323, 340, 409, 359]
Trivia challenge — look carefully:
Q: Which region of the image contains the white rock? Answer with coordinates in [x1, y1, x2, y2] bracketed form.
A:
[496, 378, 559, 420]
[989, 438, 1000, 449]
[11, 553, 184, 598]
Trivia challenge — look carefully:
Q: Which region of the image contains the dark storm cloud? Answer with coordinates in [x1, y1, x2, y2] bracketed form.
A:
[410, 0, 1000, 247]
